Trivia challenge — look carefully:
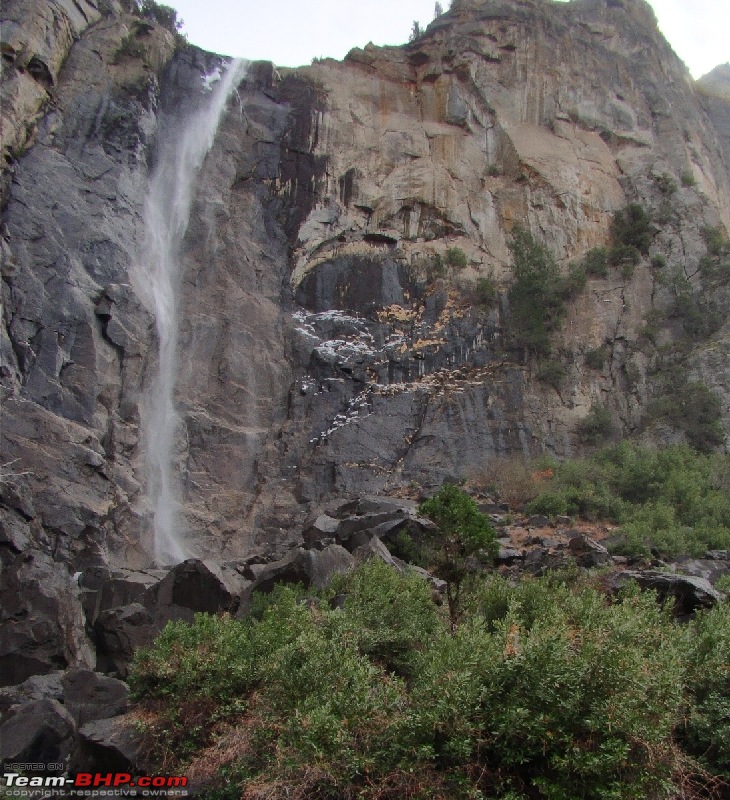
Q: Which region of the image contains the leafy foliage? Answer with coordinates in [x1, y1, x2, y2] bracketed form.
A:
[135, 0, 182, 30]
[474, 276, 497, 307]
[419, 483, 497, 629]
[506, 226, 584, 357]
[130, 562, 730, 799]
[646, 374, 725, 453]
[585, 346, 607, 370]
[610, 203, 654, 258]
[445, 246, 468, 269]
[536, 359, 566, 390]
[578, 404, 613, 444]
[583, 246, 609, 277]
[524, 442, 730, 557]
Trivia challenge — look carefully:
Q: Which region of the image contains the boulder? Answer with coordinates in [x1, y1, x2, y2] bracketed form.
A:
[94, 604, 154, 678]
[77, 713, 142, 773]
[0, 698, 76, 766]
[299, 544, 355, 589]
[609, 571, 725, 615]
[0, 671, 65, 717]
[61, 668, 129, 726]
[79, 566, 165, 627]
[0, 551, 94, 686]
[302, 514, 340, 547]
[148, 559, 241, 624]
[567, 533, 612, 568]
[495, 545, 523, 565]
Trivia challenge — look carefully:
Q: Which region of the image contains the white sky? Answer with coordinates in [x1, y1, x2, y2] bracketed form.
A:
[163, 0, 728, 80]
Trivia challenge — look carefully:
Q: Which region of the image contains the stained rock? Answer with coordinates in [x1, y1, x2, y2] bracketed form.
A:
[0, 671, 65, 716]
[149, 559, 241, 622]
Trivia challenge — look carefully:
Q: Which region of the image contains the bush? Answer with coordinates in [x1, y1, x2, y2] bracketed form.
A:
[583, 246, 609, 277]
[445, 246, 468, 269]
[419, 483, 497, 630]
[129, 558, 730, 798]
[507, 226, 583, 357]
[655, 172, 677, 195]
[610, 203, 654, 255]
[474, 276, 497, 307]
[682, 605, 730, 779]
[536, 360, 566, 390]
[585, 346, 606, 369]
[681, 171, 697, 187]
[135, 0, 182, 30]
[647, 379, 725, 453]
[578, 404, 613, 444]
[113, 32, 145, 62]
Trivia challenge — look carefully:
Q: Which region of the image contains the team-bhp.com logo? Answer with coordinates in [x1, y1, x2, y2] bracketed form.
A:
[3, 772, 188, 796]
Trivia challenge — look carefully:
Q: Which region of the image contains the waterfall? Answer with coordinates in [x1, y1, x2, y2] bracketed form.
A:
[135, 58, 246, 565]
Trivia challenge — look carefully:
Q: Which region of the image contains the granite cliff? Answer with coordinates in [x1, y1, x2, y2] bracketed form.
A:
[1, 0, 730, 684]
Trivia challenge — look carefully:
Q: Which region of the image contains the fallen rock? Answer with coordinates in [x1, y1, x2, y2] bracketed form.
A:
[150, 559, 240, 620]
[567, 533, 612, 568]
[0, 551, 95, 686]
[94, 603, 154, 678]
[0, 698, 76, 766]
[302, 514, 340, 547]
[609, 571, 725, 615]
[299, 544, 355, 589]
[77, 713, 143, 772]
[0, 671, 65, 716]
[61, 668, 129, 726]
[495, 545, 523, 565]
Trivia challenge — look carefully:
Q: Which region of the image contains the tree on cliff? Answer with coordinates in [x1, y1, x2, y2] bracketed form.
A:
[419, 484, 497, 631]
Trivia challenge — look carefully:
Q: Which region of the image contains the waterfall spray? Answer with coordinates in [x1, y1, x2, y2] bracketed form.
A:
[136, 58, 246, 565]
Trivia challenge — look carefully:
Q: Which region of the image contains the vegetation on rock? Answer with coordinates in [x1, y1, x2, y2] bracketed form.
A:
[523, 442, 730, 558]
[131, 560, 729, 799]
[506, 226, 585, 357]
[418, 483, 498, 630]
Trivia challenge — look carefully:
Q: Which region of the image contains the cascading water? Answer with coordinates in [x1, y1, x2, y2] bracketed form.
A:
[135, 58, 246, 565]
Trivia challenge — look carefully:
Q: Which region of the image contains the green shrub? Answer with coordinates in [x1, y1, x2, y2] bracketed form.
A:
[655, 172, 677, 195]
[474, 276, 497, 307]
[585, 346, 606, 369]
[608, 242, 641, 271]
[578, 404, 613, 444]
[507, 226, 583, 357]
[419, 484, 497, 630]
[681, 171, 697, 187]
[536, 360, 566, 390]
[113, 32, 145, 62]
[610, 203, 654, 255]
[129, 559, 730, 798]
[136, 0, 182, 30]
[701, 225, 728, 257]
[682, 605, 730, 779]
[647, 379, 725, 453]
[583, 246, 609, 277]
[651, 253, 667, 269]
[445, 246, 468, 269]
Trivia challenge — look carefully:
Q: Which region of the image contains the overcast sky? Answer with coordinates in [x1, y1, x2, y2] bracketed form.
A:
[163, 0, 728, 80]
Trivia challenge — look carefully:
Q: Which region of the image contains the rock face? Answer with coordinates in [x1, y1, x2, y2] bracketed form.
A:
[1, 0, 730, 672]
